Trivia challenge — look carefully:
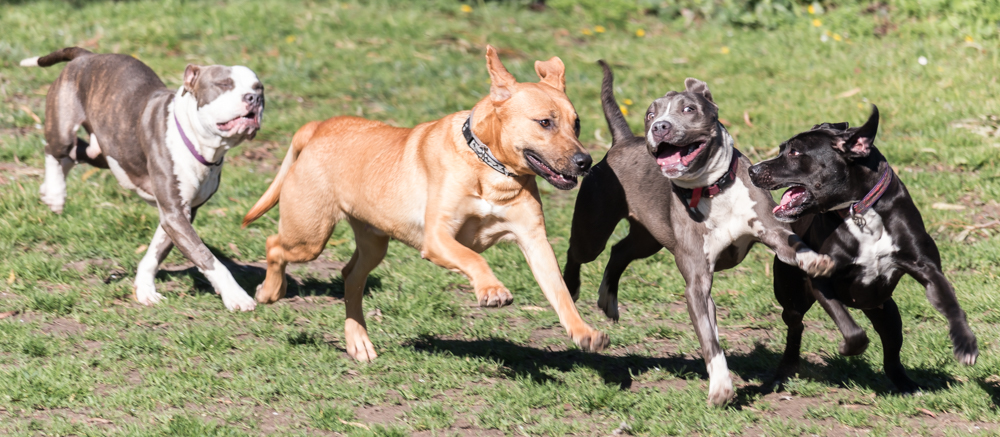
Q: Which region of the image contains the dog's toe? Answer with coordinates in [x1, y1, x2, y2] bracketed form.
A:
[798, 252, 835, 277]
[135, 287, 165, 306]
[573, 329, 609, 353]
[476, 286, 513, 308]
[707, 380, 736, 407]
[223, 291, 258, 312]
[838, 331, 869, 356]
[954, 344, 978, 366]
[597, 292, 619, 322]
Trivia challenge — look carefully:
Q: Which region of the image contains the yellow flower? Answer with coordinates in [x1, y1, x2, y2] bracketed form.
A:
[620, 105, 629, 116]
[965, 35, 974, 43]
[623, 98, 633, 106]
[857, 102, 865, 109]
[812, 19, 822, 27]
[720, 46, 730, 55]
[594, 25, 606, 33]
[460, 4, 472, 13]
[582, 28, 593, 36]
[808, 5, 815, 14]
[636, 28, 646, 37]
[285, 35, 296, 43]
[833, 33, 842, 41]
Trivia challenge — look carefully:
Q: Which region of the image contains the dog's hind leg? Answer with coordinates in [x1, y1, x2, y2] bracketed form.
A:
[597, 221, 661, 321]
[341, 220, 389, 362]
[563, 163, 627, 301]
[861, 299, 920, 393]
[903, 262, 978, 366]
[257, 173, 340, 304]
[769, 258, 815, 387]
[808, 278, 869, 356]
[40, 87, 85, 214]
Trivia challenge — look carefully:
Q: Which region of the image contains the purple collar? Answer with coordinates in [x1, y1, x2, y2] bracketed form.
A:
[836, 163, 893, 223]
[174, 115, 222, 166]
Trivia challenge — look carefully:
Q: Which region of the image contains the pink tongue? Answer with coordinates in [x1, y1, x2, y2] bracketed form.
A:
[656, 147, 683, 167]
[773, 187, 806, 213]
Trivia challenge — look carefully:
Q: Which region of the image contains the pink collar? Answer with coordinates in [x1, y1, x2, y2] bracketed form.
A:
[836, 163, 893, 221]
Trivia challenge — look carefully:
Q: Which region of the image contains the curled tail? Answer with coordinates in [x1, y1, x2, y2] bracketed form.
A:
[597, 60, 634, 144]
[242, 121, 321, 228]
[20, 47, 93, 68]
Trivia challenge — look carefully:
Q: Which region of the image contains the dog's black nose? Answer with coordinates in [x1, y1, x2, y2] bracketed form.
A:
[749, 164, 760, 176]
[651, 120, 672, 138]
[572, 152, 592, 172]
[244, 93, 261, 105]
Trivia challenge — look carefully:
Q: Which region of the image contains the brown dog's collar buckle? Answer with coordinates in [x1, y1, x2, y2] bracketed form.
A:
[462, 108, 516, 177]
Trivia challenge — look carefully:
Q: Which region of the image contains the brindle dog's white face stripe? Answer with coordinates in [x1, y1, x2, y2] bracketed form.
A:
[192, 65, 264, 138]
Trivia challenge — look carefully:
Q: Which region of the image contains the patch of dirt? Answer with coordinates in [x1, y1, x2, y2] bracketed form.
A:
[40, 317, 87, 336]
[62, 258, 116, 274]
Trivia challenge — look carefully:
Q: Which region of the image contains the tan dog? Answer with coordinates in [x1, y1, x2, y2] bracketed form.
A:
[243, 46, 608, 361]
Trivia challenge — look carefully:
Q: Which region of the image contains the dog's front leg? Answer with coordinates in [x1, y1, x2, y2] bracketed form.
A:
[510, 212, 608, 352]
[675, 254, 733, 406]
[903, 261, 978, 365]
[134, 223, 175, 305]
[757, 226, 835, 278]
[151, 173, 255, 311]
[807, 278, 869, 356]
[421, 212, 512, 307]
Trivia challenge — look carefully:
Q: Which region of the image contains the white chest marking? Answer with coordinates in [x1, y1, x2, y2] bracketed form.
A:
[474, 198, 509, 218]
[166, 104, 225, 208]
[106, 156, 156, 204]
[700, 179, 763, 262]
[845, 209, 897, 285]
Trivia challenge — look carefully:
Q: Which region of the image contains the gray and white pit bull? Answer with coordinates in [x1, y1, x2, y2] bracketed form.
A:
[21, 47, 264, 311]
[563, 61, 835, 406]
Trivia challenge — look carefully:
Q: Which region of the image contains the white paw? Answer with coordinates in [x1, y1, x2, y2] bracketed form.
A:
[221, 288, 257, 312]
[797, 252, 835, 277]
[707, 374, 735, 406]
[134, 282, 165, 306]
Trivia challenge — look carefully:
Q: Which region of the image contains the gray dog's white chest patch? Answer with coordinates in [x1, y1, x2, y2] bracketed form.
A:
[700, 179, 762, 262]
[845, 209, 898, 285]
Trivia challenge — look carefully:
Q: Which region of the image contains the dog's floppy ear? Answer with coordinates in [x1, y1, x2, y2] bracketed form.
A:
[183, 64, 201, 95]
[534, 56, 566, 91]
[485, 45, 517, 103]
[833, 105, 879, 158]
[684, 78, 714, 103]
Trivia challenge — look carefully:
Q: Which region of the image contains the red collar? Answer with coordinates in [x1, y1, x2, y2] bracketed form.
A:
[673, 153, 740, 211]
[835, 163, 893, 220]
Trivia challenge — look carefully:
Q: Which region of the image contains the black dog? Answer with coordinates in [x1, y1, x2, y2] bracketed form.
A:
[748, 106, 978, 392]
[563, 61, 834, 406]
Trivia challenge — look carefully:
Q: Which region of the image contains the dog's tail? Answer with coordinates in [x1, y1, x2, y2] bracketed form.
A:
[598, 60, 633, 144]
[242, 121, 321, 228]
[20, 47, 93, 68]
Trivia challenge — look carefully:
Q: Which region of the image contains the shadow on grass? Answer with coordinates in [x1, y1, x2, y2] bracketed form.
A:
[155, 245, 381, 300]
[409, 336, 960, 404]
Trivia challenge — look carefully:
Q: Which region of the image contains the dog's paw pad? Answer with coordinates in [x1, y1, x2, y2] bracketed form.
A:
[476, 286, 513, 308]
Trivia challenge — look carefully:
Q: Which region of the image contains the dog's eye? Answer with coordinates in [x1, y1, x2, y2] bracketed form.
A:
[682, 106, 694, 113]
[788, 149, 801, 156]
[646, 112, 655, 121]
[573, 117, 581, 138]
[537, 119, 552, 129]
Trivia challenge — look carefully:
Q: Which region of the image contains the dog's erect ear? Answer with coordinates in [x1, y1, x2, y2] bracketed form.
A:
[812, 122, 850, 131]
[183, 64, 201, 95]
[534, 56, 566, 91]
[684, 78, 714, 103]
[834, 105, 879, 158]
[485, 45, 517, 103]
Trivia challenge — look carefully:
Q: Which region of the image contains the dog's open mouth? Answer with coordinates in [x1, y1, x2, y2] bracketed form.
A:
[217, 111, 260, 134]
[654, 140, 707, 176]
[773, 185, 812, 221]
[524, 150, 578, 190]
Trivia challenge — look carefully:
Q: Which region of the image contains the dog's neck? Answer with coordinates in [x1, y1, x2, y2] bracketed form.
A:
[671, 123, 734, 189]
[827, 151, 891, 212]
[171, 89, 238, 164]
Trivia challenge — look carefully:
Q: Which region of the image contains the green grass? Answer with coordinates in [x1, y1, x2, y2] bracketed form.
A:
[2, 0, 1000, 435]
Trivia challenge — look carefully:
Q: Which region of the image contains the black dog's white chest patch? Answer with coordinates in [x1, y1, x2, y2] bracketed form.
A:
[843, 208, 898, 285]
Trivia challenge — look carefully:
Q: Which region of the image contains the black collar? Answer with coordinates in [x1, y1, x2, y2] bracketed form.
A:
[672, 151, 740, 214]
[462, 108, 516, 177]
